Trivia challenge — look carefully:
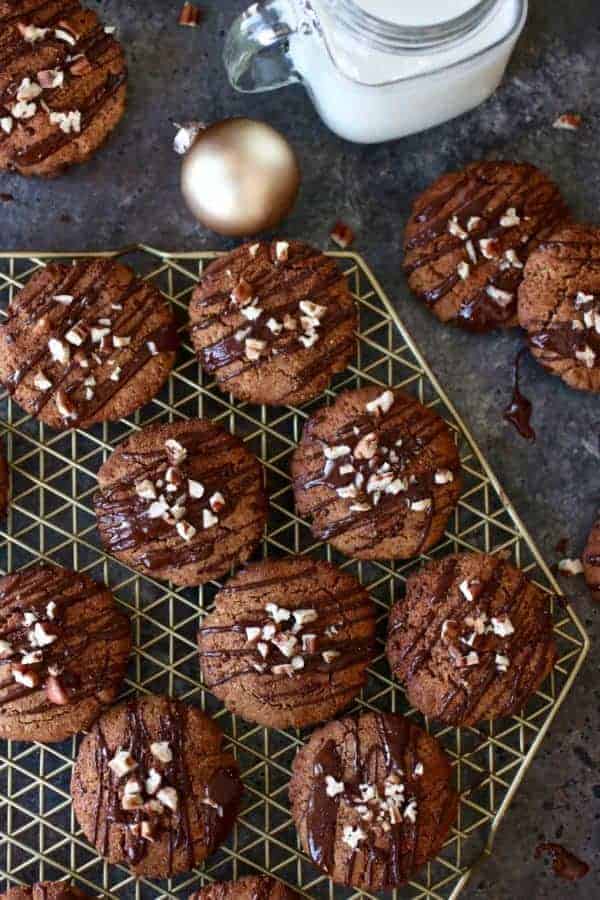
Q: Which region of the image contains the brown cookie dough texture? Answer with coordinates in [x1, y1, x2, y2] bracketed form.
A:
[403, 161, 569, 332]
[198, 557, 376, 729]
[0, 444, 8, 515]
[94, 418, 267, 587]
[518, 224, 600, 393]
[583, 514, 600, 602]
[189, 875, 300, 900]
[0, 883, 90, 900]
[190, 240, 357, 406]
[0, 259, 178, 430]
[0, 0, 127, 177]
[0, 564, 130, 742]
[289, 711, 457, 891]
[387, 552, 556, 726]
[291, 386, 461, 560]
[71, 694, 243, 878]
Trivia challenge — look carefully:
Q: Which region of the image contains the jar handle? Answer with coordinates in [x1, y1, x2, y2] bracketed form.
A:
[224, 0, 301, 93]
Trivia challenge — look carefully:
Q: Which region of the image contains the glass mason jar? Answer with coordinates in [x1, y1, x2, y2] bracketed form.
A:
[224, 0, 528, 144]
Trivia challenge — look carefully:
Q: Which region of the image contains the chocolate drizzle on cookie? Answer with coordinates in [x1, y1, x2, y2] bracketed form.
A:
[387, 553, 556, 725]
[0, 1, 127, 175]
[83, 696, 242, 875]
[0, 259, 178, 429]
[198, 558, 376, 726]
[297, 712, 457, 890]
[403, 162, 569, 331]
[190, 240, 356, 405]
[293, 388, 461, 558]
[0, 564, 129, 736]
[94, 420, 266, 585]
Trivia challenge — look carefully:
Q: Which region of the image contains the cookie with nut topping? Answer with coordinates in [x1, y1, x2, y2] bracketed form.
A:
[189, 240, 357, 406]
[189, 875, 301, 900]
[289, 711, 458, 890]
[94, 418, 267, 587]
[518, 224, 600, 393]
[71, 694, 243, 878]
[291, 386, 461, 560]
[386, 552, 556, 726]
[198, 556, 376, 729]
[403, 161, 569, 332]
[0, 259, 178, 430]
[0, 0, 126, 177]
[0, 563, 130, 742]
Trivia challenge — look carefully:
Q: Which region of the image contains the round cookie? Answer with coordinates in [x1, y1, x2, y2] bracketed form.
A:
[0, 0, 127, 177]
[0, 259, 178, 430]
[403, 161, 569, 332]
[189, 875, 300, 900]
[0, 564, 130, 742]
[0, 883, 91, 900]
[518, 224, 600, 393]
[289, 711, 458, 890]
[189, 240, 356, 406]
[291, 386, 462, 560]
[583, 514, 600, 602]
[198, 557, 376, 729]
[0, 444, 8, 515]
[94, 418, 267, 587]
[71, 694, 243, 878]
[386, 552, 557, 726]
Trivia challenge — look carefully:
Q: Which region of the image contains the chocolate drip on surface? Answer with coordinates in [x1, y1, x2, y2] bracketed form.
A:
[535, 843, 589, 881]
[503, 347, 535, 441]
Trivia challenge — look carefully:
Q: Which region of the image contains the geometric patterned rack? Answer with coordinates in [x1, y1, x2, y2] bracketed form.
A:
[0, 247, 589, 900]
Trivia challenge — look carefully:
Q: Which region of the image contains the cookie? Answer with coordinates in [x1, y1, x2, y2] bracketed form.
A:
[386, 552, 556, 726]
[0, 259, 178, 430]
[189, 240, 356, 406]
[583, 515, 600, 602]
[189, 875, 300, 900]
[403, 161, 569, 332]
[289, 711, 457, 890]
[0, 564, 130, 742]
[0, 1, 126, 177]
[518, 225, 600, 393]
[291, 386, 461, 560]
[94, 418, 267, 587]
[71, 694, 243, 878]
[198, 557, 376, 729]
[0, 883, 90, 900]
[0, 445, 8, 515]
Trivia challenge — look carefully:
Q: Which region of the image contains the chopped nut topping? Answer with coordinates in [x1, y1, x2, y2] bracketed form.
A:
[325, 775, 345, 797]
[12, 665, 39, 688]
[503, 249, 523, 269]
[467, 216, 481, 232]
[491, 616, 515, 637]
[113, 335, 132, 348]
[245, 626, 261, 643]
[245, 337, 266, 360]
[271, 633, 298, 658]
[17, 23, 49, 42]
[330, 220, 355, 248]
[298, 331, 319, 349]
[165, 438, 187, 465]
[292, 608, 318, 629]
[11, 100, 36, 119]
[48, 337, 70, 365]
[179, 2, 202, 26]
[65, 325, 86, 346]
[145, 769, 162, 795]
[558, 557, 584, 576]
[46, 600, 57, 620]
[353, 431, 378, 460]
[500, 207, 521, 227]
[147, 496, 169, 519]
[37, 68, 64, 89]
[465, 239, 477, 264]
[322, 650, 340, 664]
[45, 674, 69, 705]
[459, 580, 474, 602]
[266, 317, 282, 334]
[202, 509, 218, 529]
[16, 77, 42, 102]
[110, 366, 122, 382]
[108, 749, 138, 778]
[54, 27, 76, 45]
[413, 762, 424, 776]
[135, 479, 157, 500]
[0, 116, 13, 134]
[55, 389, 76, 420]
[343, 825, 366, 850]
[150, 741, 173, 764]
[495, 653, 510, 672]
[49, 109, 81, 133]
[485, 285, 513, 307]
[241, 303, 262, 321]
[434, 469, 454, 484]
[249, 243, 260, 257]
[457, 261, 470, 280]
[410, 498, 431, 512]
[553, 113, 582, 131]
[33, 371, 52, 391]
[365, 389, 394, 416]
[275, 241, 289, 262]
[465, 651, 479, 666]
[265, 602, 291, 624]
[575, 345, 596, 369]
[176, 520, 197, 542]
[448, 216, 468, 240]
[479, 238, 501, 259]
[324, 444, 351, 460]
[0, 640, 12, 657]
[188, 479, 204, 499]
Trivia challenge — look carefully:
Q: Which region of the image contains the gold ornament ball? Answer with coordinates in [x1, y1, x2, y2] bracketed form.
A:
[180, 118, 301, 236]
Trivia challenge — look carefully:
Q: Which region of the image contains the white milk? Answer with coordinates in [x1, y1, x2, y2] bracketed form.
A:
[287, 0, 527, 142]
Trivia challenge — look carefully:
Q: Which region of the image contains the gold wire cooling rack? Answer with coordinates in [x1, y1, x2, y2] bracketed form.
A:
[0, 246, 589, 900]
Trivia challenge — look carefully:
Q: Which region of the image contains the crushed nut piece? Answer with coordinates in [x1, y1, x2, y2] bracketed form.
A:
[179, 2, 202, 26]
[553, 113, 582, 131]
[108, 749, 138, 778]
[330, 220, 354, 248]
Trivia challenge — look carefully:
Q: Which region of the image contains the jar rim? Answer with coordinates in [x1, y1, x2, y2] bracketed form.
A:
[323, 0, 502, 52]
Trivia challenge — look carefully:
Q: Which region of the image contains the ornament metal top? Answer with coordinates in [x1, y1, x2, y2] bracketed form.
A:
[180, 118, 301, 237]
